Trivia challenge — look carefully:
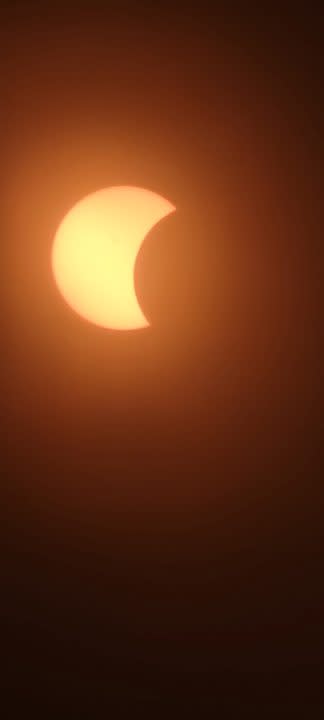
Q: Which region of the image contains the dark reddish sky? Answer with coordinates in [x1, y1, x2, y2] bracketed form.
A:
[1, 4, 322, 715]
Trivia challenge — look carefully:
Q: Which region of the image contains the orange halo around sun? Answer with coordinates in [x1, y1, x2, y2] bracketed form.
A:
[52, 185, 175, 330]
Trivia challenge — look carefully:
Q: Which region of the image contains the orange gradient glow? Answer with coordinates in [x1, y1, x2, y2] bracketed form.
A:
[52, 186, 175, 330]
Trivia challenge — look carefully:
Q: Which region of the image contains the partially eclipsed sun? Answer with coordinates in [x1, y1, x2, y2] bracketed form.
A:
[52, 186, 175, 330]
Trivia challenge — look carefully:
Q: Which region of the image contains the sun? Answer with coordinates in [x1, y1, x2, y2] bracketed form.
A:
[52, 186, 175, 330]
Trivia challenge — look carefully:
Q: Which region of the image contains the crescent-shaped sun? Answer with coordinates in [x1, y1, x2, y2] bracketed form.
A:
[52, 186, 175, 330]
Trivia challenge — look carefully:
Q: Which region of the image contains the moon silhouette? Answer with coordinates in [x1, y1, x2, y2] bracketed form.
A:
[52, 186, 175, 330]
